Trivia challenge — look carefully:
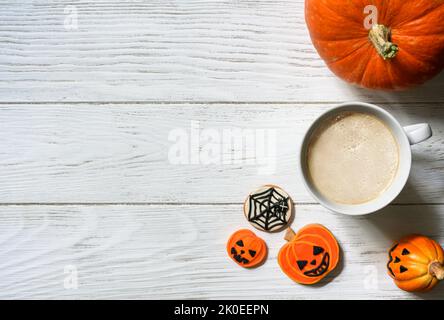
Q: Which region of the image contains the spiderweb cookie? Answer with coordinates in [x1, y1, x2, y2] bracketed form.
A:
[243, 185, 293, 232]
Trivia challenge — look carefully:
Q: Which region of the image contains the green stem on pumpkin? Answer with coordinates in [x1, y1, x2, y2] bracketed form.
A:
[368, 24, 398, 60]
[429, 262, 444, 280]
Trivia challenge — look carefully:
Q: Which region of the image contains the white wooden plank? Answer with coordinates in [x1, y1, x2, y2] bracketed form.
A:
[0, 204, 443, 299]
[0, 103, 442, 204]
[1, 0, 443, 102]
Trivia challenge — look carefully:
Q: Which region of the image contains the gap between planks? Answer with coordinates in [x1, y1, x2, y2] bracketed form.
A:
[0, 101, 443, 105]
[0, 202, 442, 206]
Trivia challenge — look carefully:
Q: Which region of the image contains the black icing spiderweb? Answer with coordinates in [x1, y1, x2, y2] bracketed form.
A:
[247, 187, 290, 231]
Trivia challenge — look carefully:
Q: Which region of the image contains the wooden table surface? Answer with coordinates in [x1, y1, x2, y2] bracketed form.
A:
[0, 0, 443, 299]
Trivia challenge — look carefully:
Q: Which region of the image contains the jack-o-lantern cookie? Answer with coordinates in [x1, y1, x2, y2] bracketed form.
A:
[387, 234, 444, 292]
[243, 185, 293, 232]
[278, 224, 340, 284]
[227, 229, 267, 268]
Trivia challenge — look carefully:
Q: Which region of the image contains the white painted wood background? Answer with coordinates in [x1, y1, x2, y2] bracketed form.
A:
[0, 0, 443, 299]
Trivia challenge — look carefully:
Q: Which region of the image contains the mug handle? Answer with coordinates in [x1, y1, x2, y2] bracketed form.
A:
[403, 123, 432, 145]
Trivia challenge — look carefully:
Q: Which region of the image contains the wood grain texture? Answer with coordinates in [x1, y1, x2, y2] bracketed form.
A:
[0, 204, 443, 299]
[0, 102, 442, 204]
[1, 1, 444, 301]
[1, 0, 443, 102]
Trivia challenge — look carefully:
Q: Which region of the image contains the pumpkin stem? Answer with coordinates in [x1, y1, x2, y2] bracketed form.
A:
[368, 24, 398, 60]
[284, 228, 297, 242]
[429, 262, 444, 280]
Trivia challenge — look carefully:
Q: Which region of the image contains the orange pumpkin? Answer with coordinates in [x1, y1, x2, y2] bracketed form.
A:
[387, 234, 444, 292]
[305, 0, 444, 90]
[278, 224, 340, 284]
[227, 229, 267, 268]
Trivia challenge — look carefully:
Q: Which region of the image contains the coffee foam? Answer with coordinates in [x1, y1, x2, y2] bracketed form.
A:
[307, 112, 399, 205]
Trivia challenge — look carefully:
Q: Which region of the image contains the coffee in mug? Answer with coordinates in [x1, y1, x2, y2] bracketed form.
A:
[299, 102, 432, 215]
[306, 112, 399, 205]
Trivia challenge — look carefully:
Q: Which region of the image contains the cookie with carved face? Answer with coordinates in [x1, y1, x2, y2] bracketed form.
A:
[278, 224, 340, 285]
[227, 229, 267, 268]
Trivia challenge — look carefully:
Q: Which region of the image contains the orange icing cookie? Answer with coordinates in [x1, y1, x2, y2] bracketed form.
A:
[278, 224, 340, 284]
[227, 229, 267, 268]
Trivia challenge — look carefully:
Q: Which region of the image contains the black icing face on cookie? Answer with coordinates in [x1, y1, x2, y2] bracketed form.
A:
[231, 239, 255, 265]
[243, 185, 293, 232]
[301, 252, 330, 277]
[293, 242, 330, 278]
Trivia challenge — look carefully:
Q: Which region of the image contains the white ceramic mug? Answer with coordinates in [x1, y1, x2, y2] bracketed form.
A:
[299, 102, 432, 215]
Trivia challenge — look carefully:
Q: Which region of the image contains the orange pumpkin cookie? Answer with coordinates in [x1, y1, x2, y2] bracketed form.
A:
[278, 224, 340, 284]
[227, 229, 267, 268]
[387, 234, 444, 292]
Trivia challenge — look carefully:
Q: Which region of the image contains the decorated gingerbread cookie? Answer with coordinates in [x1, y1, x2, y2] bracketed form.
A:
[227, 229, 267, 268]
[278, 224, 340, 285]
[243, 185, 293, 232]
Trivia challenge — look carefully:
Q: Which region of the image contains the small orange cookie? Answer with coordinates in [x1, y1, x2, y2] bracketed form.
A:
[227, 229, 267, 268]
[278, 224, 340, 284]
